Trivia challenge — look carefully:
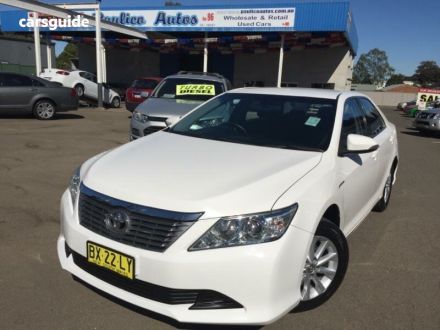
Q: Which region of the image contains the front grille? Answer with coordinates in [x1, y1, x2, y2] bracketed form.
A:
[71, 249, 243, 309]
[147, 115, 168, 122]
[78, 184, 203, 252]
[419, 112, 437, 119]
[143, 126, 165, 135]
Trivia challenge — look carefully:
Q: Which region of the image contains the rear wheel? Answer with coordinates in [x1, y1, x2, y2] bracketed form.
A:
[293, 219, 348, 312]
[74, 84, 84, 98]
[373, 170, 393, 212]
[111, 97, 121, 108]
[33, 100, 56, 120]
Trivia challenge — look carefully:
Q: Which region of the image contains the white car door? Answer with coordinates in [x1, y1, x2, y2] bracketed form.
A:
[357, 97, 394, 193]
[337, 98, 379, 234]
[79, 72, 98, 99]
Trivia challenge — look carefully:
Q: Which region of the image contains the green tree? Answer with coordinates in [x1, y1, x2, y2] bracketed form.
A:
[415, 61, 440, 86]
[353, 48, 395, 85]
[386, 73, 407, 86]
[55, 43, 78, 70]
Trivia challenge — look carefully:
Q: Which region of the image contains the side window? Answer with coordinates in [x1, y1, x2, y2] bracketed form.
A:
[340, 98, 368, 151]
[2, 74, 33, 87]
[357, 98, 386, 137]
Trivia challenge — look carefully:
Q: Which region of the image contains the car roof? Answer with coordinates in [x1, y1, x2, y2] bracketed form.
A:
[137, 77, 163, 81]
[165, 72, 225, 82]
[227, 87, 369, 100]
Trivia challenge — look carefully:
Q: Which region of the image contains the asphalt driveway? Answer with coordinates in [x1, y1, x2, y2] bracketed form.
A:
[0, 107, 439, 329]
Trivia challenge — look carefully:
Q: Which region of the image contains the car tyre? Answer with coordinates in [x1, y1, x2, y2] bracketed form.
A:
[75, 84, 85, 98]
[293, 219, 349, 312]
[33, 99, 56, 120]
[111, 97, 121, 108]
[373, 170, 393, 212]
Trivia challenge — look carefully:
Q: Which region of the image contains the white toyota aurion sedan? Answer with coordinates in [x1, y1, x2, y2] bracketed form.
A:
[58, 88, 399, 325]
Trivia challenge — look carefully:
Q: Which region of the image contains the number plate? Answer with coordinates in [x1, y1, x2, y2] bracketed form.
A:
[87, 242, 135, 280]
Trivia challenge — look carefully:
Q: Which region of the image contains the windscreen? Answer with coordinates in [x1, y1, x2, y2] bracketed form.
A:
[169, 93, 337, 151]
[152, 78, 224, 101]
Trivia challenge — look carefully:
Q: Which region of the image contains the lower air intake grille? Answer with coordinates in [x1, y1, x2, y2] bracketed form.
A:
[71, 249, 243, 309]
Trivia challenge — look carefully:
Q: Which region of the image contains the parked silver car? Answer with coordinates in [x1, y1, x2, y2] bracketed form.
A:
[130, 72, 232, 140]
[414, 103, 440, 134]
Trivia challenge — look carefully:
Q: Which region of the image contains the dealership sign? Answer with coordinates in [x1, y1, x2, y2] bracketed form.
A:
[0, 7, 295, 32]
[417, 88, 440, 110]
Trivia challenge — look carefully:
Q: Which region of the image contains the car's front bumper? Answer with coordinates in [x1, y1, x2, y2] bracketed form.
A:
[57, 190, 311, 325]
[414, 119, 440, 132]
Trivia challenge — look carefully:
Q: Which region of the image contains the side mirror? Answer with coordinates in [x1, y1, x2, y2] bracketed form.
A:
[140, 91, 150, 98]
[342, 134, 379, 155]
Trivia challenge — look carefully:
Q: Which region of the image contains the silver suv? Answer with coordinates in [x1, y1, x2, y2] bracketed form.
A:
[130, 71, 232, 140]
[414, 100, 440, 134]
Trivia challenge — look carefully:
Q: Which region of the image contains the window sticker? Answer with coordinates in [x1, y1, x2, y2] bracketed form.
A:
[306, 106, 320, 114]
[305, 116, 321, 127]
[176, 84, 215, 96]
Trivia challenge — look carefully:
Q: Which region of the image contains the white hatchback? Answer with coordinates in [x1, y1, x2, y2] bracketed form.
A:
[58, 88, 398, 325]
[40, 69, 121, 107]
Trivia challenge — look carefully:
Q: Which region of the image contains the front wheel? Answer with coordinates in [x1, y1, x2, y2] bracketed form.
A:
[293, 219, 349, 312]
[33, 100, 56, 120]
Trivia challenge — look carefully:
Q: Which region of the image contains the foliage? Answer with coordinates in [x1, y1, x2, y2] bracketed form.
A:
[352, 48, 394, 86]
[386, 74, 407, 86]
[414, 61, 440, 86]
[55, 43, 78, 70]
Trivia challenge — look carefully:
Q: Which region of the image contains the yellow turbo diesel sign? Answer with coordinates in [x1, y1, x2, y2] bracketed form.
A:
[176, 84, 215, 96]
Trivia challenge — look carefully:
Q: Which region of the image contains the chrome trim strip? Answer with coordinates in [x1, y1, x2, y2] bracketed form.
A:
[80, 183, 203, 222]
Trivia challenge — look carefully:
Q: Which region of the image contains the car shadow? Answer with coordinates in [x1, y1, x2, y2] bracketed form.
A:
[54, 113, 84, 120]
[72, 276, 262, 330]
[0, 112, 84, 120]
[400, 130, 440, 139]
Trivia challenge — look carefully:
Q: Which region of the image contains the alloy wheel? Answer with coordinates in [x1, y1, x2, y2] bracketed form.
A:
[301, 235, 339, 301]
[36, 102, 55, 119]
[383, 174, 392, 203]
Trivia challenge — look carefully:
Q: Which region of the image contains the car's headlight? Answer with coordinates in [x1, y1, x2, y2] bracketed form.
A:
[133, 111, 149, 123]
[434, 113, 440, 120]
[69, 167, 81, 206]
[189, 204, 298, 251]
